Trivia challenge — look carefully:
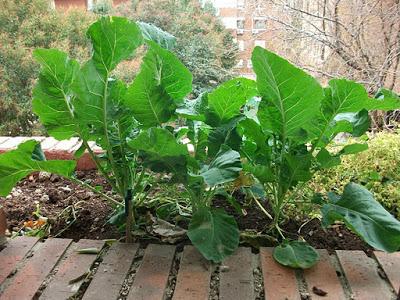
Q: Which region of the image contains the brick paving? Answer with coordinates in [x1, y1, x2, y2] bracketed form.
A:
[0, 237, 399, 300]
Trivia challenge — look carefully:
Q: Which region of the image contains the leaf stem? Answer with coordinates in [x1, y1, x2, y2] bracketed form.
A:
[249, 189, 273, 219]
[69, 176, 122, 206]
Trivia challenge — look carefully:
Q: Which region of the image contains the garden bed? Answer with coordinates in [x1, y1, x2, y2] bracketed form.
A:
[1, 170, 371, 254]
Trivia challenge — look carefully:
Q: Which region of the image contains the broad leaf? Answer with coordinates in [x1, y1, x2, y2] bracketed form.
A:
[273, 240, 320, 269]
[339, 143, 368, 155]
[371, 88, 400, 110]
[127, 127, 189, 178]
[124, 41, 192, 127]
[188, 207, 239, 263]
[310, 80, 398, 147]
[316, 149, 341, 169]
[128, 127, 189, 157]
[243, 163, 275, 184]
[333, 110, 370, 137]
[0, 141, 76, 196]
[207, 78, 257, 125]
[321, 183, 400, 252]
[137, 21, 176, 50]
[176, 93, 208, 122]
[207, 116, 244, 157]
[87, 16, 143, 73]
[73, 17, 143, 142]
[281, 153, 312, 191]
[200, 146, 242, 187]
[252, 46, 324, 139]
[32, 49, 79, 140]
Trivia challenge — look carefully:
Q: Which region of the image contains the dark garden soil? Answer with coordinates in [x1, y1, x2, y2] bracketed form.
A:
[1, 171, 372, 254]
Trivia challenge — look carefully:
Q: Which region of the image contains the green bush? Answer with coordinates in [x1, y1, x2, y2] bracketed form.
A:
[0, 0, 94, 135]
[309, 132, 400, 219]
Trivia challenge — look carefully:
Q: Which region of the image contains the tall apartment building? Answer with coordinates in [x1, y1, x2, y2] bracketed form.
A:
[206, 0, 274, 79]
[53, 0, 127, 10]
[206, 0, 326, 79]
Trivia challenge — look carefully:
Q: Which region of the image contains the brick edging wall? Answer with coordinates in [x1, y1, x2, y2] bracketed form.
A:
[0, 136, 103, 171]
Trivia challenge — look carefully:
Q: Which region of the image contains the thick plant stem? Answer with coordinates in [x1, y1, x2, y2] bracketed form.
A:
[125, 190, 133, 243]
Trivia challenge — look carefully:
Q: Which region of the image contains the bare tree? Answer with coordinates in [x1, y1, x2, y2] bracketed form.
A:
[247, 0, 400, 93]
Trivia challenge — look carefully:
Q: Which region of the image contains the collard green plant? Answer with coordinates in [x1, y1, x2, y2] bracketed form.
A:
[0, 16, 243, 263]
[1, 16, 400, 267]
[0, 16, 191, 244]
[126, 77, 257, 261]
[238, 46, 400, 268]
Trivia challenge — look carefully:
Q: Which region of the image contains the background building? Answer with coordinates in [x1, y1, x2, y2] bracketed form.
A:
[53, 0, 127, 10]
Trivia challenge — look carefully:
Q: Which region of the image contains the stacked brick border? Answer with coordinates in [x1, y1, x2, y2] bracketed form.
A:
[0, 136, 103, 170]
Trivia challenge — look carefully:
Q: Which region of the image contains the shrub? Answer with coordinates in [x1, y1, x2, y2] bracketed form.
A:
[309, 132, 400, 219]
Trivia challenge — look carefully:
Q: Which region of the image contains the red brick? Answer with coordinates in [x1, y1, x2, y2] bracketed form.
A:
[0, 238, 72, 300]
[374, 251, 400, 292]
[173, 246, 211, 300]
[303, 250, 345, 300]
[40, 239, 105, 300]
[220, 247, 254, 300]
[83, 242, 138, 300]
[260, 247, 301, 300]
[0, 237, 39, 285]
[336, 250, 394, 299]
[127, 244, 175, 300]
[76, 153, 98, 170]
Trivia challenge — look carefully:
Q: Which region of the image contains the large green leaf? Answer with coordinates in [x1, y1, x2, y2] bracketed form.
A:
[252, 47, 324, 139]
[176, 93, 208, 122]
[199, 146, 242, 187]
[73, 17, 143, 142]
[137, 21, 176, 50]
[310, 80, 399, 147]
[0, 141, 76, 196]
[243, 163, 275, 184]
[370, 88, 400, 110]
[124, 41, 192, 127]
[188, 207, 239, 263]
[273, 240, 320, 269]
[128, 127, 189, 157]
[32, 49, 80, 140]
[87, 16, 143, 73]
[321, 183, 400, 252]
[281, 153, 313, 191]
[127, 127, 189, 178]
[207, 78, 257, 125]
[207, 116, 244, 157]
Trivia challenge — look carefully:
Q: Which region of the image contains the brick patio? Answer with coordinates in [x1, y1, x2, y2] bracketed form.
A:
[0, 237, 399, 299]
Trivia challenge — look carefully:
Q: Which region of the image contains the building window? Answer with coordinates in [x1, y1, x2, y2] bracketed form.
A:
[253, 18, 266, 30]
[254, 40, 266, 48]
[235, 59, 244, 68]
[237, 19, 245, 29]
[238, 40, 245, 51]
[222, 17, 238, 29]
